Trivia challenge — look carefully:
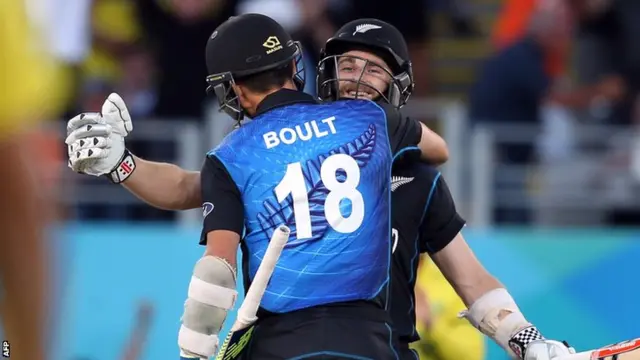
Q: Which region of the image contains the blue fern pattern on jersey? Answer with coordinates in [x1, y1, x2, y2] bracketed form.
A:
[256, 124, 377, 244]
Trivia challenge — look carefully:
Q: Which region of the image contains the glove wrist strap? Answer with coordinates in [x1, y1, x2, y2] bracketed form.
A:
[106, 149, 136, 184]
[508, 325, 544, 359]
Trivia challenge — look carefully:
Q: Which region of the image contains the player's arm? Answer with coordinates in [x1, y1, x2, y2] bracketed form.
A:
[414, 170, 499, 300]
[177, 155, 243, 360]
[418, 170, 571, 359]
[382, 103, 449, 164]
[122, 156, 201, 210]
[414, 168, 501, 340]
[413, 168, 509, 305]
[198, 155, 244, 266]
[415, 122, 449, 164]
[433, 236, 576, 359]
[66, 93, 202, 210]
[431, 236, 502, 309]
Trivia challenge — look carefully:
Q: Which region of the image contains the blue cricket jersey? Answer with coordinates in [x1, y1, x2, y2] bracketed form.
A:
[200, 90, 422, 313]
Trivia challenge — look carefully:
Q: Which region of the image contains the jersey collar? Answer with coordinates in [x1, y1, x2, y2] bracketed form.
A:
[254, 88, 318, 117]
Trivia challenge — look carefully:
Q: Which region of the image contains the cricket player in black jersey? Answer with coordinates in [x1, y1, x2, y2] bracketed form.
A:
[378, 161, 457, 359]
[316, 19, 465, 359]
[387, 159, 465, 359]
[66, 16, 578, 360]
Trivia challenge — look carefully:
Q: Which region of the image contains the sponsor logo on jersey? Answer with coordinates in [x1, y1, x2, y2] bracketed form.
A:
[202, 202, 215, 217]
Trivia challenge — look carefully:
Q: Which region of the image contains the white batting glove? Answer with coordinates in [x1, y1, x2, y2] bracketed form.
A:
[524, 340, 575, 360]
[65, 93, 136, 183]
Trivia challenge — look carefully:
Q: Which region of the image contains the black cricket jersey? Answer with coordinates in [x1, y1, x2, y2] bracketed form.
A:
[388, 159, 466, 346]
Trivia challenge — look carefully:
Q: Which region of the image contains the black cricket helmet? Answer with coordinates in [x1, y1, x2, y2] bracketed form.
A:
[317, 18, 414, 108]
[205, 13, 305, 121]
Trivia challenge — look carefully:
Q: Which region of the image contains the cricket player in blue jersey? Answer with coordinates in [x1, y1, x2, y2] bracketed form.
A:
[191, 13, 430, 359]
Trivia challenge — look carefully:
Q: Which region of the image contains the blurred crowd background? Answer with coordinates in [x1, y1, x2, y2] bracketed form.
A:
[22, 0, 640, 359]
[42, 0, 640, 228]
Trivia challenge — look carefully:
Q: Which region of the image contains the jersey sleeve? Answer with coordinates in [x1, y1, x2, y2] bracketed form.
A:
[199, 155, 245, 245]
[378, 102, 423, 154]
[418, 173, 466, 254]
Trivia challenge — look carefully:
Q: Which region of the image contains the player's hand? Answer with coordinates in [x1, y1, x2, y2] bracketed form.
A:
[65, 93, 132, 177]
[524, 340, 575, 360]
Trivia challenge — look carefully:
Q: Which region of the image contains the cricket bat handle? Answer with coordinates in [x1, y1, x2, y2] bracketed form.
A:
[235, 225, 290, 325]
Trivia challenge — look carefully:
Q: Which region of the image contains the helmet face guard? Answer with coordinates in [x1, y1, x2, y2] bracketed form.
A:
[316, 53, 412, 108]
[206, 41, 306, 122]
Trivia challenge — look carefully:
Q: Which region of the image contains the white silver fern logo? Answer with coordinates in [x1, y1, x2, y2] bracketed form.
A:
[391, 176, 414, 192]
[353, 24, 381, 35]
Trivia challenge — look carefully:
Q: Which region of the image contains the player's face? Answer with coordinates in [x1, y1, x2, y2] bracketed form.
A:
[337, 50, 392, 101]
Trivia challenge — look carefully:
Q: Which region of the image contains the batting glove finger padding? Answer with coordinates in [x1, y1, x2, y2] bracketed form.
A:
[66, 112, 105, 138]
[68, 136, 111, 152]
[66, 124, 112, 145]
[102, 93, 133, 135]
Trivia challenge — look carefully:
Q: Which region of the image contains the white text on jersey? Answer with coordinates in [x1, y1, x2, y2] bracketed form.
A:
[392, 228, 399, 254]
[263, 116, 337, 149]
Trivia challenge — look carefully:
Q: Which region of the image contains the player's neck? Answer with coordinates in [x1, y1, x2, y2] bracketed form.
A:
[244, 80, 298, 117]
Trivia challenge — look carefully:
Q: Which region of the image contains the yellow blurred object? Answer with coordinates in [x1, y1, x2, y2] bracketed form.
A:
[83, 0, 142, 81]
[0, 0, 67, 136]
[411, 257, 486, 360]
[0, 0, 68, 186]
[0, 3, 67, 359]
[93, 0, 141, 41]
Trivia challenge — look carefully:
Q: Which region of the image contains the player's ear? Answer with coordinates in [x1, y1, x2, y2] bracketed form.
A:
[231, 83, 243, 98]
[232, 83, 250, 109]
